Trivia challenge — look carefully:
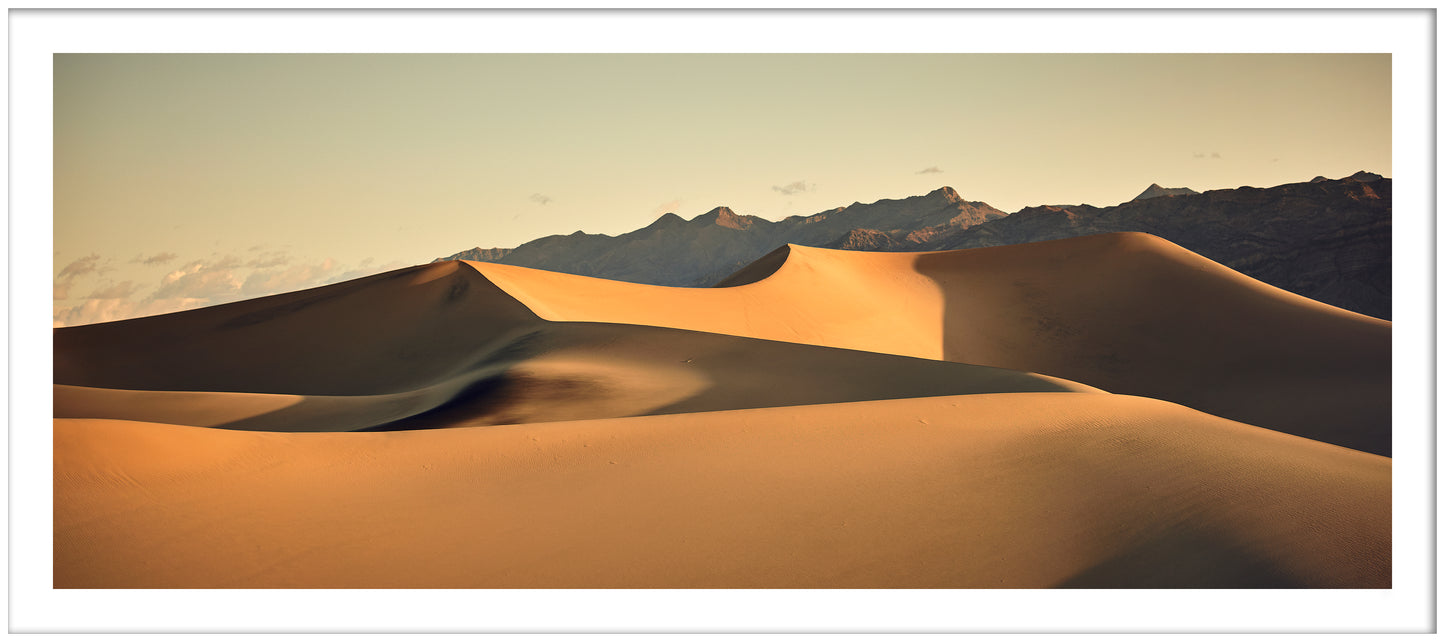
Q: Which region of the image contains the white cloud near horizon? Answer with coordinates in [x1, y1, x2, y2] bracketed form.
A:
[83, 281, 140, 300]
[240, 258, 337, 297]
[52, 252, 405, 327]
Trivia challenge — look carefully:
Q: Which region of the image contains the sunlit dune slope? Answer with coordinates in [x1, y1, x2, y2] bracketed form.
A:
[54, 393, 1389, 589]
[472, 245, 948, 360]
[466, 233, 1390, 455]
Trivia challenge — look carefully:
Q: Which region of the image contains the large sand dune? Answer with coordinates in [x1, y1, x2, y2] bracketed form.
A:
[474, 233, 1390, 454]
[55, 394, 1388, 589]
[52, 233, 1391, 588]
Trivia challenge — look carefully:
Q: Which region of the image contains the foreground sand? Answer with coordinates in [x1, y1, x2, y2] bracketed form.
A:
[55, 393, 1388, 589]
[52, 233, 1392, 588]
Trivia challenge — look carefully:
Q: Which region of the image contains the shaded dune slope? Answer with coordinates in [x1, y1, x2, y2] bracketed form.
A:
[55, 393, 1388, 589]
[56, 323, 1090, 432]
[53, 261, 542, 396]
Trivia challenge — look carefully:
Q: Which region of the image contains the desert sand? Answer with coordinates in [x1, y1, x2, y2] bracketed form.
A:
[53, 232, 1391, 588]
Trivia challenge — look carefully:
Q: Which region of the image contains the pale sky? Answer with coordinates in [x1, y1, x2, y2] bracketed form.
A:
[53, 53, 1391, 326]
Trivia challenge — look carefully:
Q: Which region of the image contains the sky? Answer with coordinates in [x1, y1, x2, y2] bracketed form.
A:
[53, 53, 1391, 327]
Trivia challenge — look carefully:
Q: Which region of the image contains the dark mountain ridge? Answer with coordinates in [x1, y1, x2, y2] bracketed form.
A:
[921, 173, 1391, 319]
[435, 186, 1006, 287]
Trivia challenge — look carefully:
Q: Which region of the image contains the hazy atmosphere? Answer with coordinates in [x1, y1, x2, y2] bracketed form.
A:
[53, 53, 1390, 326]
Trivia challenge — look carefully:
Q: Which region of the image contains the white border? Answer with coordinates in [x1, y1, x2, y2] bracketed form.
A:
[10, 9, 1435, 634]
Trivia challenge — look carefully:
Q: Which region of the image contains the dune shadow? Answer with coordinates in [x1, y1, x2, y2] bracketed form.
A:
[356, 371, 609, 432]
[353, 374, 515, 431]
[1055, 526, 1307, 589]
[916, 234, 1393, 456]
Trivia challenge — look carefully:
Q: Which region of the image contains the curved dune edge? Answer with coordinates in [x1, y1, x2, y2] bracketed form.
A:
[712, 243, 793, 287]
[55, 393, 1389, 589]
[466, 243, 945, 360]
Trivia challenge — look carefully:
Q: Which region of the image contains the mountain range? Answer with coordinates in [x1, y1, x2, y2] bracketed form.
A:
[438, 186, 1004, 288]
[437, 171, 1391, 319]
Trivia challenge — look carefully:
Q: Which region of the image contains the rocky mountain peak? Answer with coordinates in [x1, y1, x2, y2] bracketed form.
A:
[695, 206, 754, 230]
[648, 212, 687, 228]
[927, 186, 962, 204]
[827, 228, 903, 251]
[1132, 183, 1200, 202]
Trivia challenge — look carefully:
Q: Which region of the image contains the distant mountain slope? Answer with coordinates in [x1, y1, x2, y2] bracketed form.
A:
[434, 187, 1006, 287]
[439, 246, 512, 262]
[928, 174, 1391, 319]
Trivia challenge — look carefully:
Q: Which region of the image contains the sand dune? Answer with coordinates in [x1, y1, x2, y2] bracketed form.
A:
[469, 233, 1390, 455]
[54, 261, 541, 395]
[51, 232, 1391, 588]
[55, 393, 1388, 589]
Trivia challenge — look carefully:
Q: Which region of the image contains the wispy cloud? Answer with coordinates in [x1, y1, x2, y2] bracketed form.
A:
[55, 254, 114, 303]
[530, 193, 553, 206]
[151, 260, 245, 301]
[208, 254, 245, 269]
[53, 297, 211, 328]
[652, 199, 683, 217]
[57, 254, 101, 281]
[240, 258, 338, 297]
[84, 281, 139, 300]
[772, 181, 814, 196]
[53, 252, 395, 328]
[323, 260, 407, 287]
[916, 166, 943, 174]
[247, 251, 291, 269]
[132, 252, 179, 266]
